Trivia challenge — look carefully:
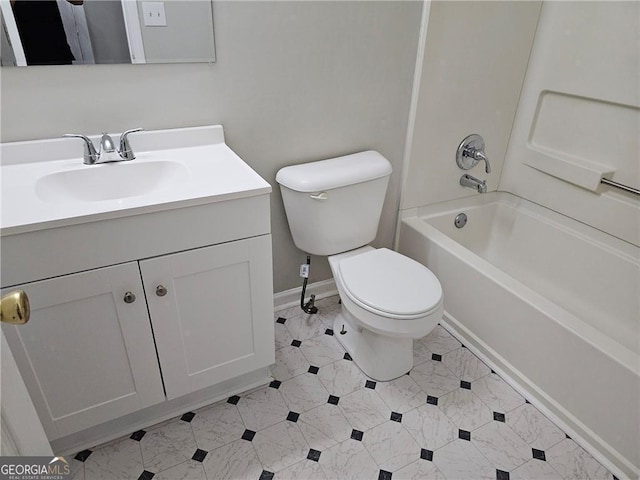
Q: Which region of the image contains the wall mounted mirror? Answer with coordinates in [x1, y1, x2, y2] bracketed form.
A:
[0, 0, 215, 66]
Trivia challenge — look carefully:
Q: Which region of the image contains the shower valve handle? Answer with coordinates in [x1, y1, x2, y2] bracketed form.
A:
[456, 134, 491, 174]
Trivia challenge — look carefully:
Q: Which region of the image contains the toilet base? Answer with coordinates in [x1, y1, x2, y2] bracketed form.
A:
[333, 313, 413, 382]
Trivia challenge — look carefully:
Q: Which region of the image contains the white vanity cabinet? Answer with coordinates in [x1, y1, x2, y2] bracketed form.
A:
[2, 234, 274, 441]
[0, 125, 275, 450]
[1, 263, 167, 439]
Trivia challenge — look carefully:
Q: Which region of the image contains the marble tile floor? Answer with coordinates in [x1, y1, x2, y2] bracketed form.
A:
[68, 296, 617, 480]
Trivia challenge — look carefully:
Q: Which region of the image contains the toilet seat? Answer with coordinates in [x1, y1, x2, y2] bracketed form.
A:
[338, 248, 442, 320]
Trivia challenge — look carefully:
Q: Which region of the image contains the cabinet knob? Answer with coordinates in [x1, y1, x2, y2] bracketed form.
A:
[156, 285, 168, 297]
[123, 291, 136, 304]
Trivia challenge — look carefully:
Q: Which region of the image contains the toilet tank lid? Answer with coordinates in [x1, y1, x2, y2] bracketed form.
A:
[275, 150, 392, 192]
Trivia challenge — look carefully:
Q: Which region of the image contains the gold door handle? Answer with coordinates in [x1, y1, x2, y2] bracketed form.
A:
[1, 290, 30, 325]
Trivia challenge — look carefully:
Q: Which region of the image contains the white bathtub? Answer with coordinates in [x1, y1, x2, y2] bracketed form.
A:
[398, 192, 639, 479]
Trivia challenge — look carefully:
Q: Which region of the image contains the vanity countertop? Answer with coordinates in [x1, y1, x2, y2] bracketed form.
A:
[1, 125, 271, 236]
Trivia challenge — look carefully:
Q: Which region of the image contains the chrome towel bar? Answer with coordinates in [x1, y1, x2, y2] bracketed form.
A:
[601, 178, 640, 196]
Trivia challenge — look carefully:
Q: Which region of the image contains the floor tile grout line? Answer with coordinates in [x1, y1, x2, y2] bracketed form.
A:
[150, 458, 192, 478]
[296, 334, 347, 369]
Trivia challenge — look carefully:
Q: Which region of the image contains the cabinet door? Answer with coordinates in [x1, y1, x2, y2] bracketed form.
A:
[141, 235, 275, 400]
[1, 263, 165, 440]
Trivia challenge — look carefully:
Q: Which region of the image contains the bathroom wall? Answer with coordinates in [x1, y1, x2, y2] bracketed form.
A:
[499, 1, 639, 247]
[400, 1, 541, 211]
[0, 1, 422, 294]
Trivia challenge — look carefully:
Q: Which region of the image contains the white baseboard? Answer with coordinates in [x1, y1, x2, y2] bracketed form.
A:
[273, 278, 338, 312]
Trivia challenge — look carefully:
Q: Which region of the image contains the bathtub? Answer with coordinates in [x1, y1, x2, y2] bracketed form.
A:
[397, 192, 639, 479]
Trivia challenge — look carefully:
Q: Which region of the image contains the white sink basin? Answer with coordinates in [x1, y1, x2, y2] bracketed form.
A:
[36, 160, 189, 203]
[0, 125, 272, 235]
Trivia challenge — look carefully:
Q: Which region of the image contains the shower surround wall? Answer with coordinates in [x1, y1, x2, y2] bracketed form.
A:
[499, 1, 639, 247]
[400, 1, 542, 210]
[0, 1, 422, 294]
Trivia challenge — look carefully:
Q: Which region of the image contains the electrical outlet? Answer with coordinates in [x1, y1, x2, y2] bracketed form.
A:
[141, 2, 167, 27]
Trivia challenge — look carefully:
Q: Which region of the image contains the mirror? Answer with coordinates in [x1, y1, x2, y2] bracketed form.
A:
[0, 0, 215, 66]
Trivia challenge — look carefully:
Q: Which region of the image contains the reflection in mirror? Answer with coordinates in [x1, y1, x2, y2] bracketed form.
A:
[0, 0, 215, 66]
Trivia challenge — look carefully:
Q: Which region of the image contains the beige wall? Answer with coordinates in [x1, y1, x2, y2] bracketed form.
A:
[499, 1, 639, 247]
[0, 1, 422, 294]
[401, 1, 541, 210]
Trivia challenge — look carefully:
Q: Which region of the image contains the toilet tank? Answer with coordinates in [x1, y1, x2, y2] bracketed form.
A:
[276, 151, 392, 256]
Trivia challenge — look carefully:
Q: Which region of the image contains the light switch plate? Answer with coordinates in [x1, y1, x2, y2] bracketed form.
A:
[142, 2, 167, 27]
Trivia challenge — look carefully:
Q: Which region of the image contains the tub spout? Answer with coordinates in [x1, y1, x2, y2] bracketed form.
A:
[460, 174, 487, 193]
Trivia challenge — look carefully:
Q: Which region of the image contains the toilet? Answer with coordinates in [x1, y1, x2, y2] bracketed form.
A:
[276, 150, 443, 381]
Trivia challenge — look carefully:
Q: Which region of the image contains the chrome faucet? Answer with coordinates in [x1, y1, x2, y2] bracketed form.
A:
[460, 174, 487, 193]
[63, 128, 143, 165]
[456, 134, 491, 174]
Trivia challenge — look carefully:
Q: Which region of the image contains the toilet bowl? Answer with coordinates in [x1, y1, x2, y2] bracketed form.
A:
[329, 246, 443, 381]
[276, 150, 444, 381]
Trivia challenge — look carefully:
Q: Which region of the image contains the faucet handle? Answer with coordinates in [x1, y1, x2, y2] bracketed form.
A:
[471, 149, 491, 174]
[119, 128, 143, 161]
[63, 133, 99, 164]
[456, 134, 491, 174]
